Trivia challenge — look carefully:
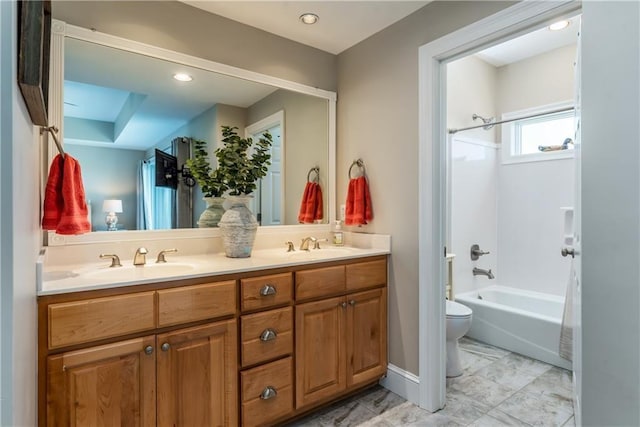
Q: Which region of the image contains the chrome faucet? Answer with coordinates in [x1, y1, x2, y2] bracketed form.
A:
[300, 236, 317, 251]
[473, 267, 494, 279]
[133, 247, 148, 266]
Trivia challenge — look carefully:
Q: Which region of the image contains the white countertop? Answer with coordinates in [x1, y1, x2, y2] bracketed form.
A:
[37, 246, 390, 296]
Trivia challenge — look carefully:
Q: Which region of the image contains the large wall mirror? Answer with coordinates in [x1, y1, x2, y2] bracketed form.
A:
[45, 20, 336, 244]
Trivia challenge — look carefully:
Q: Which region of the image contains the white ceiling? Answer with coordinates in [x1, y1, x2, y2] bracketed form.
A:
[179, 1, 430, 55]
[475, 15, 580, 67]
[64, 38, 277, 150]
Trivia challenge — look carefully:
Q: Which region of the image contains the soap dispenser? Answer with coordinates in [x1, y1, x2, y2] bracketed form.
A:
[332, 220, 344, 246]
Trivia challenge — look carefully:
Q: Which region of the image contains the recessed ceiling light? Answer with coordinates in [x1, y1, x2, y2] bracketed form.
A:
[299, 13, 319, 25]
[173, 73, 193, 82]
[548, 20, 570, 31]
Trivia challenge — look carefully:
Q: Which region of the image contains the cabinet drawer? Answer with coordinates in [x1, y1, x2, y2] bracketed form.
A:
[241, 307, 292, 367]
[241, 273, 292, 312]
[241, 357, 293, 427]
[48, 291, 155, 349]
[346, 259, 387, 291]
[295, 265, 345, 301]
[157, 280, 236, 327]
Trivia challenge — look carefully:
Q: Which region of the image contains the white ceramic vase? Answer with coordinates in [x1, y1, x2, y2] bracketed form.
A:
[197, 197, 225, 228]
[218, 195, 258, 258]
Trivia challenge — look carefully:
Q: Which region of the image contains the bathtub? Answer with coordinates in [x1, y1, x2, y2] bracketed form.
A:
[456, 285, 572, 370]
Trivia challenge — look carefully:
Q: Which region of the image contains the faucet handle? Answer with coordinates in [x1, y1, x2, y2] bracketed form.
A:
[313, 238, 329, 250]
[99, 254, 122, 268]
[285, 241, 295, 252]
[156, 248, 178, 263]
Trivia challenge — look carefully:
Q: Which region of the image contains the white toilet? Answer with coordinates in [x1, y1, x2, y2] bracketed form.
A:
[446, 299, 473, 377]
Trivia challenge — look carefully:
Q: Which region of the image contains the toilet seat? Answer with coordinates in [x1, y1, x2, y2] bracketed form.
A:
[446, 300, 472, 318]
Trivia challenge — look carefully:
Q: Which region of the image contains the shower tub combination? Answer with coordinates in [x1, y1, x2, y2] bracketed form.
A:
[456, 285, 572, 370]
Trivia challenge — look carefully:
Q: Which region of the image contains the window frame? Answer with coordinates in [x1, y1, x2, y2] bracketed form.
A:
[501, 100, 576, 164]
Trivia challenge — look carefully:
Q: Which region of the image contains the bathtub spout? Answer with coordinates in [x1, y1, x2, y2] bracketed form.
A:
[473, 267, 494, 279]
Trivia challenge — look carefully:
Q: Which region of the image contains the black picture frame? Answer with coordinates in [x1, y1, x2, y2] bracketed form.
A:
[17, 0, 52, 127]
[155, 149, 179, 189]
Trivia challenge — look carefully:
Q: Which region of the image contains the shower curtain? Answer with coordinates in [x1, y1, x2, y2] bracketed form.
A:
[136, 160, 154, 230]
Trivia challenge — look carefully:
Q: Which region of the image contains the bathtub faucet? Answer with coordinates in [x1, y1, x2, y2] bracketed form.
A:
[473, 267, 494, 279]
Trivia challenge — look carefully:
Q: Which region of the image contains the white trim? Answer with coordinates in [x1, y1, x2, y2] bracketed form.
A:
[501, 100, 576, 164]
[48, 20, 337, 245]
[418, 0, 580, 413]
[379, 364, 420, 405]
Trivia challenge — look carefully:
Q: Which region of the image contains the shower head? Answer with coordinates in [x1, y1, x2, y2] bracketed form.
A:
[472, 113, 495, 130]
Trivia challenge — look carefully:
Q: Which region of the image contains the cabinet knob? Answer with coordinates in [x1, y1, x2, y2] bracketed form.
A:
[144, 345, 154, 355]
[260, 284, 277, 296]
[260, 328, 278, 342]
[349, 300, 356, 306]
[161, 343, 170, 352]
[260, 386, 278, 400]
[340, 302, 347, 308]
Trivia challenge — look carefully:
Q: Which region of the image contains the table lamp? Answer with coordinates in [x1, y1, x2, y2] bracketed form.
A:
[103, 199, 123, 231]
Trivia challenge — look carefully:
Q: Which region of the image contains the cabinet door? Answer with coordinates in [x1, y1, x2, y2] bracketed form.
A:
[346, 288, 387, 387]
[157, 319, 238, 427]
[295, 296, 346, 408]
[46, 336, 156, 427]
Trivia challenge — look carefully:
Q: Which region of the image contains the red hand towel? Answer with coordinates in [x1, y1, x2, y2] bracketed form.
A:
[314, 183, 323, 222]
[298, 182, 313, 223]
[43, 155, 91, 235]
[42, 154, 65, 230]
[345, 176, 373, 226]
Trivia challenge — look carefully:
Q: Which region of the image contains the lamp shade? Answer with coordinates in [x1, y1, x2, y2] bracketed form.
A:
[102, 199, 123, 213]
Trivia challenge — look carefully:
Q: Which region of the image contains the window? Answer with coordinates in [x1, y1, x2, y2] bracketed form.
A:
[502, 102, 576, 164]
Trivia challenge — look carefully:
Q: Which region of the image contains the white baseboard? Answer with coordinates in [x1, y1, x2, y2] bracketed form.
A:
[379, 363, 420, 405]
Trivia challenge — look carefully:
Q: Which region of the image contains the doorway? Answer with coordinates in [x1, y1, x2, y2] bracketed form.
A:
[417, 0, 582, 421]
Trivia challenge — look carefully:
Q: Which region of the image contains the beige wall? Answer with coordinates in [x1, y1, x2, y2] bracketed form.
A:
[337, 1, 513, 374]
[447, 55, 498, 141]
[52, 1, 337, 92]
[52, 0, 514, 376]
[248, 90, 329, 225]
[497, 44, 577, 117]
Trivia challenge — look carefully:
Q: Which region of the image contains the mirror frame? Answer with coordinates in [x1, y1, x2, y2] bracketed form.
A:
[45, 19, 336, 246]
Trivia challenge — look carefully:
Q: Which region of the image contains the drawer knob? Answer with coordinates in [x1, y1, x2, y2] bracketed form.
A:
[260, 284, 277, 296]
[260, 386, 278, 400]
[340, 302, 347, 308]
[161, 343, 171, 352]
[349, 300, 356, 306]
[144, 345, 154, 355]
[260, 328, 278, 342]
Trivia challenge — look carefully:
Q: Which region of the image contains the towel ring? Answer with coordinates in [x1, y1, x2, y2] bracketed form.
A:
[307, 167, 320, 183]
[348, 159, 365, 179]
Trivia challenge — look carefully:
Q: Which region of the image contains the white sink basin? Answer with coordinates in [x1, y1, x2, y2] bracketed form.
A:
[82, 262, 197, 281]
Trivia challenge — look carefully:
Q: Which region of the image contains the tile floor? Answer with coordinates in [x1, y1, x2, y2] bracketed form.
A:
[286, 337, 574, 426]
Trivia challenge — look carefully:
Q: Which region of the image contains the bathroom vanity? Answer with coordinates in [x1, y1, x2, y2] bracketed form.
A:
[37, 247, 388, 426]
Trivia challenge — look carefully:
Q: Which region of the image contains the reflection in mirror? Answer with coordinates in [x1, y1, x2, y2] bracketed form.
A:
[62, 37, 329, 231]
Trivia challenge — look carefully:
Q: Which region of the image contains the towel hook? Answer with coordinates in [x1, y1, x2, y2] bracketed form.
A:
[40, 126, 65, 158]
[307, 166, 320, 183]
[348, 158, 365, 179]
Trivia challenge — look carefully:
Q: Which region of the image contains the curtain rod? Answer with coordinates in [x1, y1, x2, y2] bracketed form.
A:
[448, 106, 575, 135]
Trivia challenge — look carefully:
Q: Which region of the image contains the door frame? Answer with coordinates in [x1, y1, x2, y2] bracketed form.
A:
[417, 0, 581, 412]
[245, 110, 285, 225]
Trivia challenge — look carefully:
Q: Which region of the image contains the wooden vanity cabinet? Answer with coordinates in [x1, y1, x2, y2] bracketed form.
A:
[39, 255, 388, 426]
[295, 258, 388, 410]
[39, 280, 238, 427]
[46, 335, 157, 427]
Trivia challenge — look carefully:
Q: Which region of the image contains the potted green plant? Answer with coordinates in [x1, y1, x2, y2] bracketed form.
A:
[186, 138, 228, 227]
[215, 125, 272, 195]
[216, 126, 272, 258]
